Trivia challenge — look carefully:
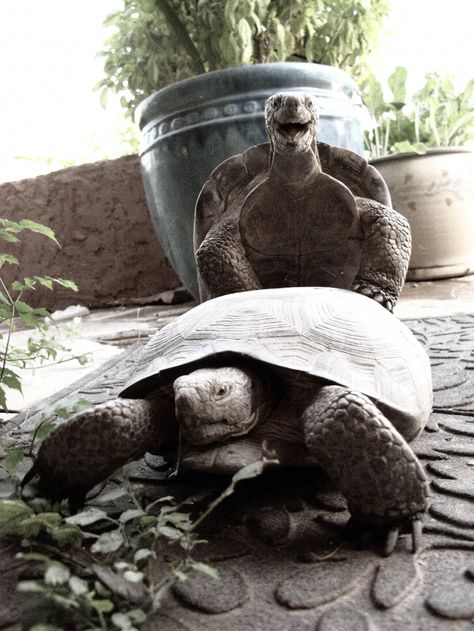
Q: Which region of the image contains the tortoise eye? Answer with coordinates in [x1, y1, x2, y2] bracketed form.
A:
[216, 385, 229, 397]
[273, 96, 282, 108]
[305, 96, 314, 108]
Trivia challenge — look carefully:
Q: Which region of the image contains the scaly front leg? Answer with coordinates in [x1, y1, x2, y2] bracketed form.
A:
[302, 385, 428, 555]
[196, 218, 262, 300]
[352, 199, 412, 312]
[22, 396, 177, 506]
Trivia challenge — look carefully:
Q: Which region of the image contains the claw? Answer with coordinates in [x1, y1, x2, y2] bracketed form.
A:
[383, 526, 399, 556]
[411, 517, 423, 553]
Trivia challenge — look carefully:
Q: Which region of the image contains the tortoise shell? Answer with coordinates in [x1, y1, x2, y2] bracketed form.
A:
[194, 141, 392, 253]
[121, 287, 432, 437]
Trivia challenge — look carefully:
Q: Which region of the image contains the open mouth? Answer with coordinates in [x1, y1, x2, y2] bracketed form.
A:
[277, 121, 310, 140]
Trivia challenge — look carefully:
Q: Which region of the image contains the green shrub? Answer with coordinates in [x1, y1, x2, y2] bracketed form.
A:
[363, 67, 474, 158]
[97, 0, 389, 118]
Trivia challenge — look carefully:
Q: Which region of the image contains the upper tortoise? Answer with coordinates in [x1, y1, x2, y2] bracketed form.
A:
[195, 92, 411, 311]
[24, 287, 432, 554]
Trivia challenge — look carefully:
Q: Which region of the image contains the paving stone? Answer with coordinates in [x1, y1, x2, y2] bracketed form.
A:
[316, 604, 374, 630]
[275, 557, 373, 609]
[371, 553, 420, 609]
[172, 567, 248, 613]
[426, 580, 474, 619]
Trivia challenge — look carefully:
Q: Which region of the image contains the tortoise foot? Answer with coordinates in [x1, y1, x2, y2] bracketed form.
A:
[351, 280, 396, 312]
[303, 385, 428, 553]
[22, 398, 174, 502]
[383, 515, 423, 555]
[349, 513, 424, 556]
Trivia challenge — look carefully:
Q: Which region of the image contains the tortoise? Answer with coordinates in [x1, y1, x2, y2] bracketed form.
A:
[24, 287, 431, 552]
[195, 92, 411, 312]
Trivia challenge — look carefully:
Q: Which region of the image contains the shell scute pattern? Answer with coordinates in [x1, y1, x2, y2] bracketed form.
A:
[122, 288, 431, 423]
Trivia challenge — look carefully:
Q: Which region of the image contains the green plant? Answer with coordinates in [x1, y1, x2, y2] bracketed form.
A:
[0, 454, 274, 629]
[363, 67, 474, 158]
[97, 0, 389, 118]
[0, 218, 88, 412]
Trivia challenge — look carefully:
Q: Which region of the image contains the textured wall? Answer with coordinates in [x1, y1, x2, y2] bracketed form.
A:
[0, 155, 179, 309]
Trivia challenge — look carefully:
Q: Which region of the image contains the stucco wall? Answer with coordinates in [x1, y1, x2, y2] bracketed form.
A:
[0, 155, 179, 309]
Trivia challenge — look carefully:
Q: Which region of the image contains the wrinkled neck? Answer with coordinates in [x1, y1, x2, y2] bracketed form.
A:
[269, 145, 321, 185]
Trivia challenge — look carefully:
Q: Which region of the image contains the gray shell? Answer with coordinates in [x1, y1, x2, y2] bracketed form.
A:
[121, 287, 432, 433]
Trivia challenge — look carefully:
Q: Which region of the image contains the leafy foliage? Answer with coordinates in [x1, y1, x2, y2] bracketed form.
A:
[0, 456, 274, 628]
[0, 218, 88, 412]
[363, 67, 474, 158]
[97, 0, 389, 118]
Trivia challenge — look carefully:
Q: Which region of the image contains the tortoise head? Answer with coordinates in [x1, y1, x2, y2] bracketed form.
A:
[173, 366, 274, 446]
[265, 92, 319, 155]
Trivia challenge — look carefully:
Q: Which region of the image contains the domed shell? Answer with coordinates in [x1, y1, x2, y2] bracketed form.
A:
[121, 287, 432, 434]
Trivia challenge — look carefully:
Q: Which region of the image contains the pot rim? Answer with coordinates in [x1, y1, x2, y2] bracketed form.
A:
[136, 61, 362, 129]
[371, 146, 473, 164]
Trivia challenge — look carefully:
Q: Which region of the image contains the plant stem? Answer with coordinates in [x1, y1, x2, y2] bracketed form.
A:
[153, 0, 206, 75]
[383, 118, 391, 156]
[0, 278, 15, 409]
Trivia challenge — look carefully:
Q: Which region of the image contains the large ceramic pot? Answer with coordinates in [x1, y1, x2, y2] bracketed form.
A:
[372, 148, 474, 280]
[137, 62, 367, 298]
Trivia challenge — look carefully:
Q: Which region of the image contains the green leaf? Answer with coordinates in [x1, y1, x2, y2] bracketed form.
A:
[0, 499, 33, 536]
[392, 140, 427, 154]
[123, 570, 144, 583]
[32, 420, 56, 441]
[68, 575, 89, 595]
[19, 219, 59, 245]
[119, 508, 144, 523]
[17, 580, 46, 593]
[91, 530, 124, 554]
[0, 254, 19, 268]
[0, 387, 7, 412]
[0, 231, 20, 243]
[4, 447, 24, 470]
[192, 561, 218, 578]
[11, 281, 25, 292]
[51, 278, 79, 292]
[34, 276, 54, 290]
[91, 599, 115, 613]
[16, 551, 51, 563]
[2, 368, 23, 393]
[134, 548, 152, 564]
[65, 507, 107, 526]
[111, 611, 134, 629]
[0, 219, 23, 232]
[50, 525, 84, 548]
[388, 66, 407, 104]
[157, 525, 182, 540]
[45, 562, 70, 586]
[98, 487, 127, 503]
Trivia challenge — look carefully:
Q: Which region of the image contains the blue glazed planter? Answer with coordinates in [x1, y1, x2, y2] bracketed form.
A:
[137, 62, 367, 298]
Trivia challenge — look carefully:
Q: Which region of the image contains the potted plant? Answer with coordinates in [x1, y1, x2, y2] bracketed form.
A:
[98, 0, 389, 297]
[364, 67, 474, 280]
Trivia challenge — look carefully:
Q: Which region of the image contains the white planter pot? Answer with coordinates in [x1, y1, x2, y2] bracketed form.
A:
[372, 148, 474, 280]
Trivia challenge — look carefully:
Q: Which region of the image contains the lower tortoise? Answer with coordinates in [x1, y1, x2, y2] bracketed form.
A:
[24, 287, 432, 553]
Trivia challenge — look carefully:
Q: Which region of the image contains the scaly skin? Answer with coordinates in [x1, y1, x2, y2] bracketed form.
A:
[23, 397, 176, 504]
[352, 199, 412, 312]
[196, 92, 412, 310]
[302, 385, 428, 551]
[196, 220, 262, 298]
